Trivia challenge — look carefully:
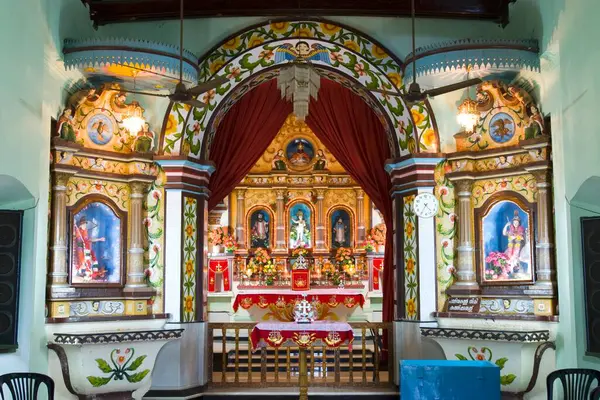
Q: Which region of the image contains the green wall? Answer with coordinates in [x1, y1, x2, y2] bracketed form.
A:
[0, 0, 94, 375]
[537, 0, 600, 368]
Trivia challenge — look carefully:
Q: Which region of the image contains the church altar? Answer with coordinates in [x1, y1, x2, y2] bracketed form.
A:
[233, 290, 365, 322]
[250, 321, 354, 400]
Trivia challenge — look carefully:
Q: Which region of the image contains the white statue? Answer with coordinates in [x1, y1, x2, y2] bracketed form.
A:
[291, 210, 307, 247]
[333, 217, 347, 246]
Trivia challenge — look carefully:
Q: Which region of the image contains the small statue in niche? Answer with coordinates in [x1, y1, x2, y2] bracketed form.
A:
[134, 122, 155, 153]
[57, 108, 77, 142]
[272, 149, 287, 170]
[502, 210, 527, 272]
[313, 149, 327, 170]
[524, 103, 546, 139]
[333, 217, 347, 247]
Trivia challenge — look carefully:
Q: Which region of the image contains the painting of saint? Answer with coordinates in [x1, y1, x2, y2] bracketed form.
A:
[57, 108, 77, 142]
[330, 209, 351, 248]
[524, 104, 545, 139]
[250, 210, 270, 248]
[289, 203, 312, 248]
[272, 149, 287, 171]
[313, 149, 327, 170]
[134, 122, 155, 153]
[481, 200, 533, 283]
[71, 201, 123, 285]
[286, 139, 314, 168]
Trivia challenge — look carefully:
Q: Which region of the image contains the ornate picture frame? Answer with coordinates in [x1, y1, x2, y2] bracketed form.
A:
[475, 192, 536, 286]
[68, 195, 127, 287]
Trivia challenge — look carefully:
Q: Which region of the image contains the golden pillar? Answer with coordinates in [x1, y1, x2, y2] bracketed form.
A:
[125, 181, 149, 289]
[314, 188, 327, 252]
[235, 188, 247, 249]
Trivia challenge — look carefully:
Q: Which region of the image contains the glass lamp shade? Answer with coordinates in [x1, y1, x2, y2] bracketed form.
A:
[122, 102, 146, 135]
[277, 64, 320, 121]
[456, 97, 479, 133]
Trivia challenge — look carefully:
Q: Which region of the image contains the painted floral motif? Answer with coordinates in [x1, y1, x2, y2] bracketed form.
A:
[455, 346, 517, 386]
[434, 161, 456, 310]
[410, 104, 438, 152]
[182, 197, 197, 322]
[403, 195, 418, 319]
[163, 20, 429, 160]
[66, 178, 130, 210]
[472, 175, 537, 208]
[86, 348, 150, 387]
[143, 168, 165, 313]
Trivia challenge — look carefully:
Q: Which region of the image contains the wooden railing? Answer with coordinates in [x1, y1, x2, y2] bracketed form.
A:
[207, 322, 393, 387]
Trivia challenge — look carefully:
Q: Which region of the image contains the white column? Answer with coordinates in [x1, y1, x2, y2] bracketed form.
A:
[235, 188, 247, 249]
[125, 181, 149, 289]
[49, 171, 72, 288]
[164, 189, 183, 319]
[416, 187, 437, 320]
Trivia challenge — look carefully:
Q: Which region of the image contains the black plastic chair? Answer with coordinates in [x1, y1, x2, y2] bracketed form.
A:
[547, 368, 600, 400]
[591, 386, 600, 400]
[0, 373, 54, 400]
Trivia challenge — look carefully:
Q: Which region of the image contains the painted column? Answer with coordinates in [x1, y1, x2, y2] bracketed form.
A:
[355, 188, 366, 244]
[155, 158, 215, 322]
[386, 156, 442, 320]
[49, 171, 73, 288]
[235, 188, 247, 249]
[274, 188, 287, 251]
[315, 188, 327, 252]
[447, 177, 480, 294]
[125, 181, 149, 289]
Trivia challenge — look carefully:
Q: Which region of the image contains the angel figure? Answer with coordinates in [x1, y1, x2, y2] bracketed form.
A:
[275, 41, 331, 64]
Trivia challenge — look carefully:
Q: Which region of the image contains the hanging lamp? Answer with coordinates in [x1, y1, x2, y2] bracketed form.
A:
[456, 66, 480, 133]
[122, 75, 147, 135]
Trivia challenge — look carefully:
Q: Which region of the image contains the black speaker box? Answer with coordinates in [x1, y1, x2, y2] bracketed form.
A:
[0, 210, 23, 351]
[582, 217, 600, 355]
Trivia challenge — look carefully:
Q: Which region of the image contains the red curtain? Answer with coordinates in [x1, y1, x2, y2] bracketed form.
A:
[208, 80, 292, 210]
[305, 79, 394, 324]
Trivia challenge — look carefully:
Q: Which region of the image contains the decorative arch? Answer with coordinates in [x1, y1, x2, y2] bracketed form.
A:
[158, 19, 440, 159]
[245, 205, 275, 249]
[326, 204, 356, 249]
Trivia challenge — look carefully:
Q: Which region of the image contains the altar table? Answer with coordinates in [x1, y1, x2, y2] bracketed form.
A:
[233, 289, 365, 321]
[250, 321, 354, 400]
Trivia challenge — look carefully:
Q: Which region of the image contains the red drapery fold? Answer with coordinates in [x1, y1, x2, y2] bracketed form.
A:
[208, 80, 293, 210]
[305, 79, 394, 324]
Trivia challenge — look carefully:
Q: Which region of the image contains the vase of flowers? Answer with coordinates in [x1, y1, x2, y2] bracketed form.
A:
[335, 247, 355, 281]
[370, 225, 386, 253]
[363, 236, 376, 252]
[209, 226, 225, 253]
[262, 261, 276, 285]
[291, 245, 310, 258]
[224, 233, 237, 253]
[253, 247, 271, 266]
[484, 251, 512, 280]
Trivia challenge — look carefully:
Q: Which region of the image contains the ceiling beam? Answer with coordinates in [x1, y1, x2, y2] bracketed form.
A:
[83, 0, 516, 27]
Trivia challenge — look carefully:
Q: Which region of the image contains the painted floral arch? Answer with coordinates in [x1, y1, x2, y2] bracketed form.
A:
[158, 19, 439, 159]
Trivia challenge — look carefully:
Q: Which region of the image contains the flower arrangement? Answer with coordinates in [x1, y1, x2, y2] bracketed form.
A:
[363, 236, 376, 252]
[291, 245, 310, 258]
[321, 259, 342, 286]
[208, 226, 225, 245]
[262, 260, 277, 285]
[245, 260, 256, 279]
[335, 247, 355, 279]
[252, 247, 271, 266]
[370, 224, 386, 245]
[223, 233, 237, 252]
[484, 251, 511, 280]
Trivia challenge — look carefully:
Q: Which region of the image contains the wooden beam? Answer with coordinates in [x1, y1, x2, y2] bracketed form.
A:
[84, 0, 515, 27]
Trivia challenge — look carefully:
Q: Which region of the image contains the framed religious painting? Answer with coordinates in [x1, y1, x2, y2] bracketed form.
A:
[288, 201, 313, 249]
[248, 207, 273, 249]
[68, 196, 127, 287]
[329, 208, 353, 249]
[475, 193, 535, 285]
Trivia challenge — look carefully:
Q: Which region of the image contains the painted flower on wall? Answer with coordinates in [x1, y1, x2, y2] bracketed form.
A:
[455, 346, 517, 386]
[320, 23, 341, 35]
[387, 72, 402, 89]
[371, 44, 388, 59]
[209, 58, 226, 74]
[406, 298, 417, 317]
[86, 348, 150, 387]
[411, 109, 425, 126]
[184, 295, 194, 313]
[222, 36, 242, 51]
[294, 27, 313, 37]
[164, 113, 178, 135]
[248, 35, 265, 47]
[343, 40, 360, 53]
[270, 21, 290, 33]
[421, 129, 436, 147]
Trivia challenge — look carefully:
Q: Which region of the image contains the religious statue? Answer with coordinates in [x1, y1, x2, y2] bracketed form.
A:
[291, 210, 309, 247]
[57, 108, 77, 142]
[524, 103, 546, 139]
[134, 122, 155, 153]
[333, 217, 348, 247]
[251, 212, 270, 248]
[502, 210, 527, 272]
[288, 141, 311, 166]
[272, 149, 287, 170]
[73, 216, 106, 281]
[313, 149, 327, 170]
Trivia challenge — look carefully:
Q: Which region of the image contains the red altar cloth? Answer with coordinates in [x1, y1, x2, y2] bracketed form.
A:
[233, 291, 365, 312]
[250, 321, 354, 350]
[372, 258, 384, 291]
